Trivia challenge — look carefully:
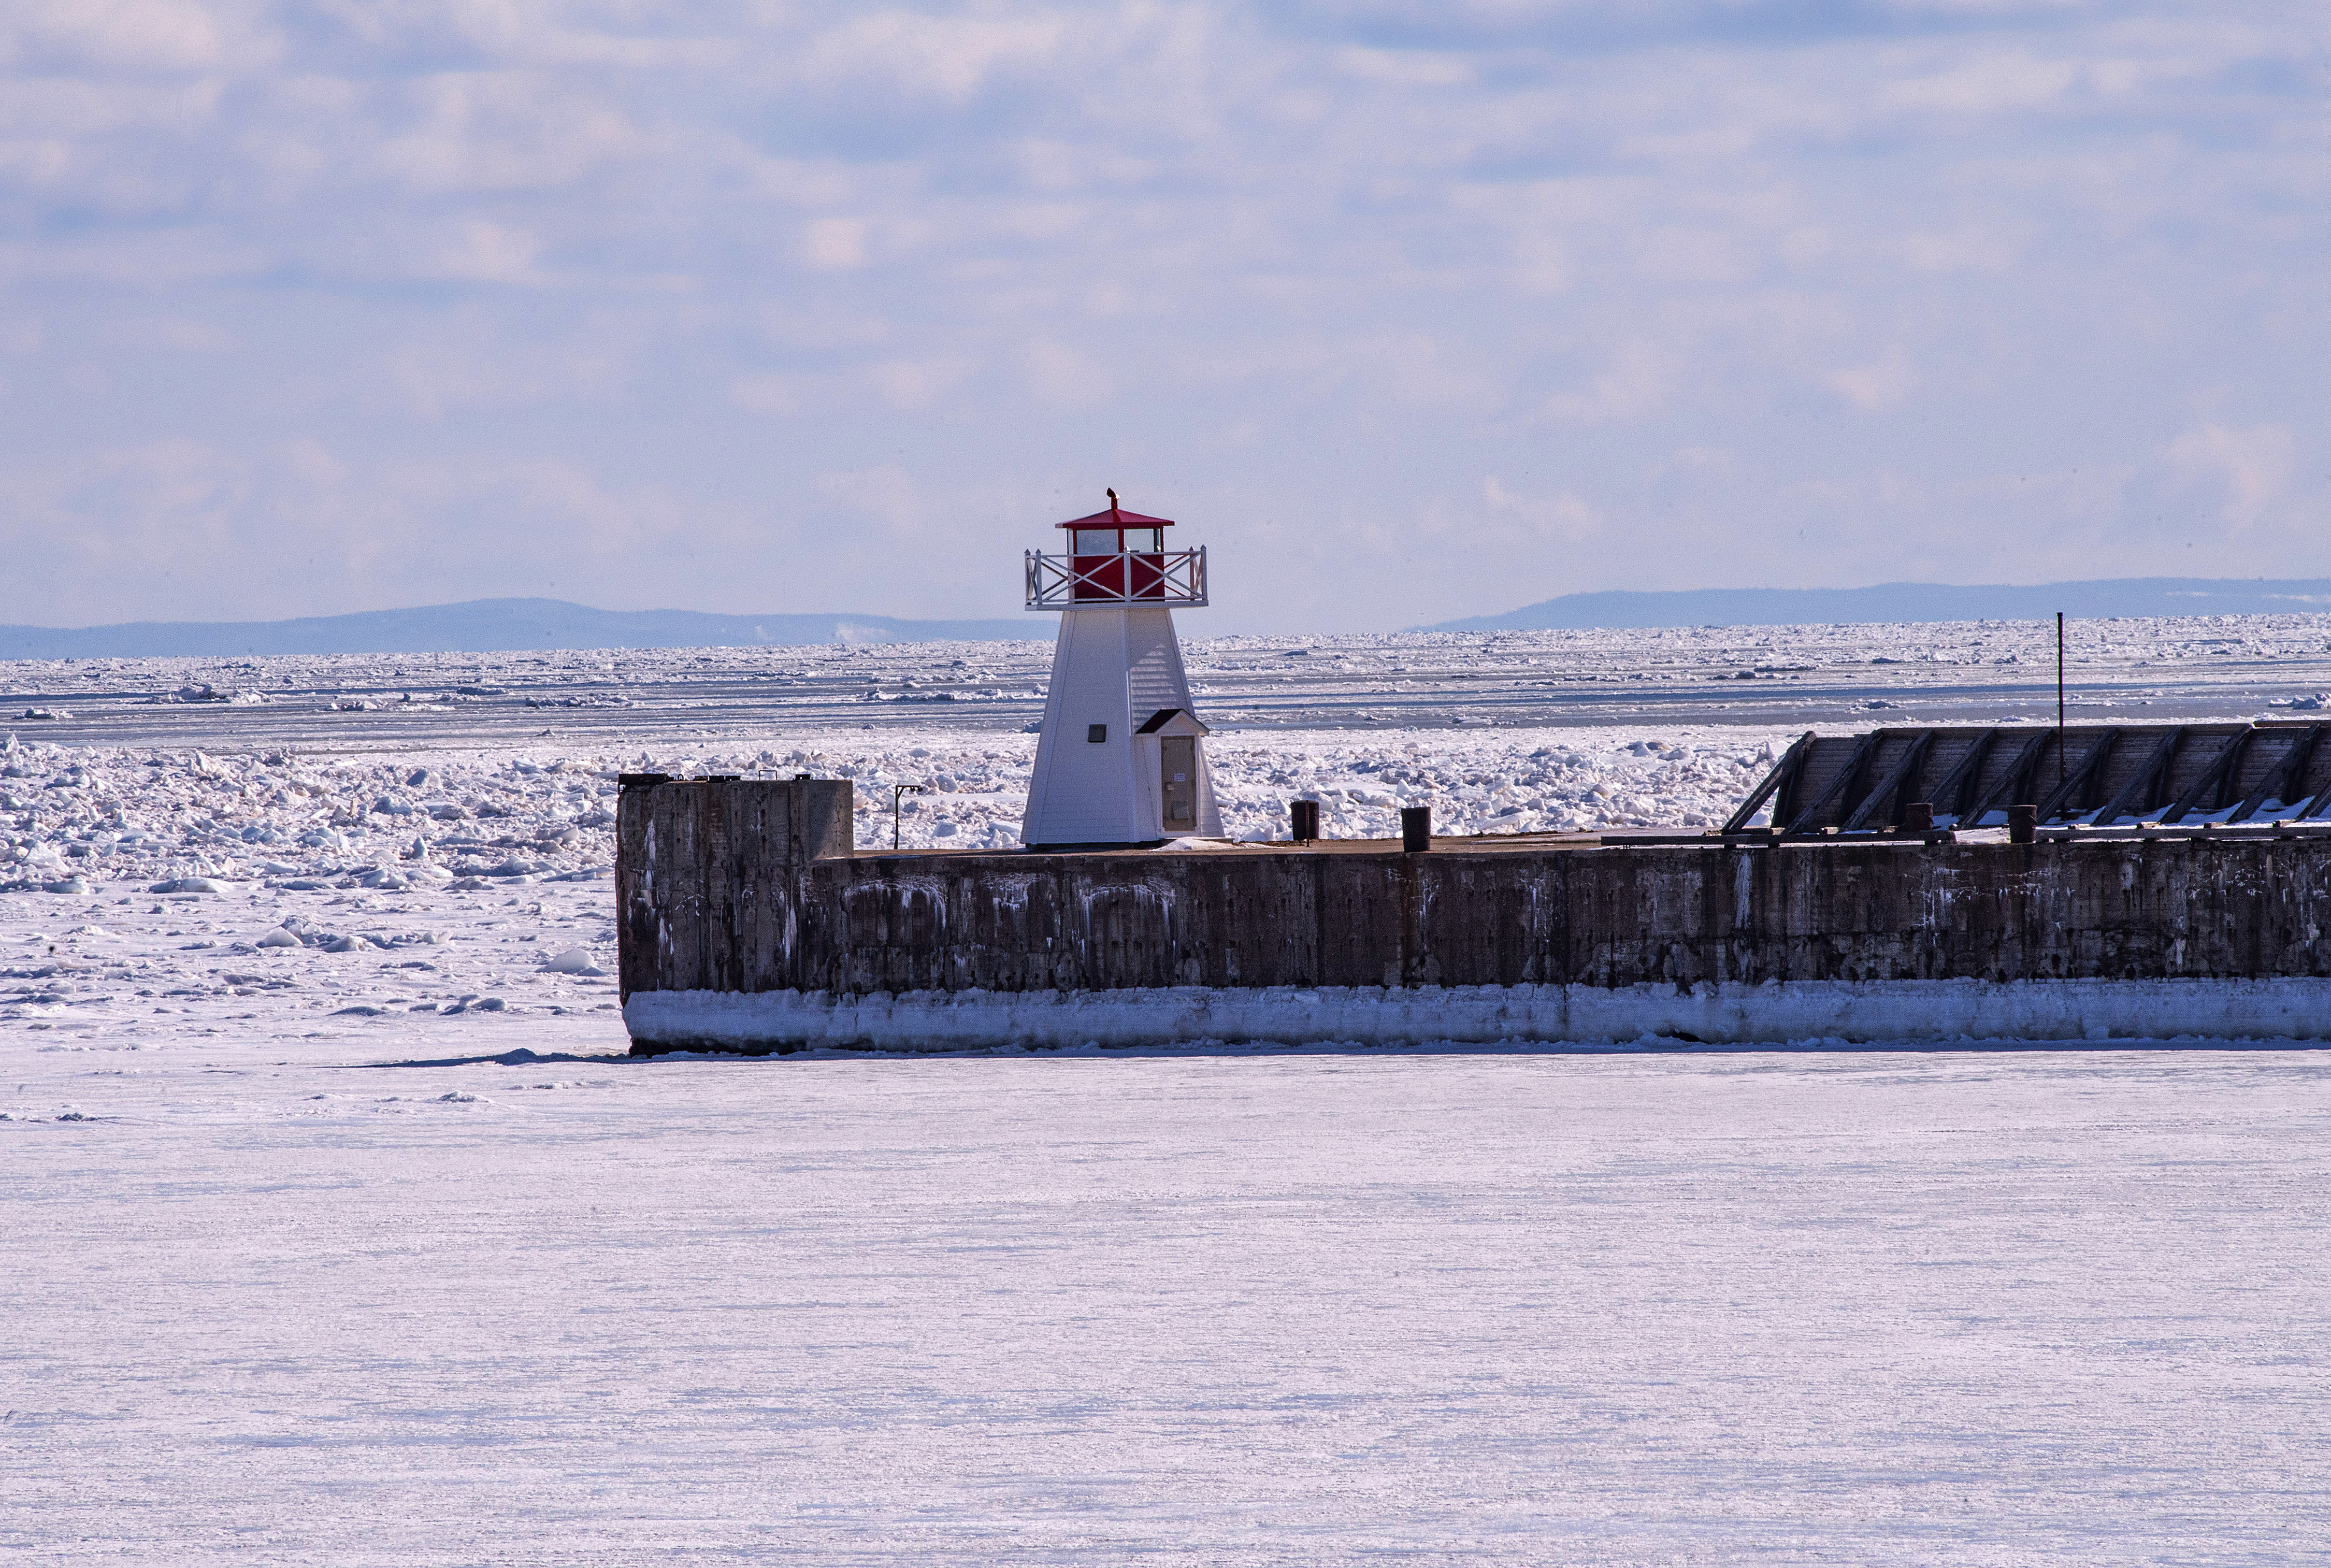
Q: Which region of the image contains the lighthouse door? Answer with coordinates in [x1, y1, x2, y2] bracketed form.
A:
[1160, 737, 1197, 833]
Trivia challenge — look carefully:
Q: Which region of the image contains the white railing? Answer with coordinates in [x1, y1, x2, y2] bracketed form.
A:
[1025, 546, 1207, 609]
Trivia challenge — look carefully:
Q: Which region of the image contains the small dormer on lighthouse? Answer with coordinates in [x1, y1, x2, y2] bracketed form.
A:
[1020, 492, 1222, 849]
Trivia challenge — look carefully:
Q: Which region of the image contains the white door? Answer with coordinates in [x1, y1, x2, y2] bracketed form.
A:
[1160, 736, 1197, 833]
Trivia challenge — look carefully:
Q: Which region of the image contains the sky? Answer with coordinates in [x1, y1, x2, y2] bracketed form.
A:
[1, 2, 2326, 636]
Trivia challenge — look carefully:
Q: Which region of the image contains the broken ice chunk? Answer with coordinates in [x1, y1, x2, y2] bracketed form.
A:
[540, 947, 605, 975]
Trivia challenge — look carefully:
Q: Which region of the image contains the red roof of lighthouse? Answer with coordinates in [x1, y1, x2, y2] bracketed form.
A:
[1056, 503, 1174, 529]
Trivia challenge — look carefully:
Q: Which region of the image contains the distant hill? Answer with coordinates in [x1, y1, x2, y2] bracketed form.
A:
[0, 598, 1043, 659]
[1418, 578, 2331, 632]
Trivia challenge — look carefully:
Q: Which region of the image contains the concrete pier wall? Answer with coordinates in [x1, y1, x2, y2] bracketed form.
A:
[617, 778, 2331, 1048]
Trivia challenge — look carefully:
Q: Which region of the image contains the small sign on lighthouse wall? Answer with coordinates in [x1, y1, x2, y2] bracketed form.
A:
[1020, 494, 1222, 849]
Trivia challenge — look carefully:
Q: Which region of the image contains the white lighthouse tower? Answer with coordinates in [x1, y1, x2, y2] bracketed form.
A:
[1020, 492, 1221, 849]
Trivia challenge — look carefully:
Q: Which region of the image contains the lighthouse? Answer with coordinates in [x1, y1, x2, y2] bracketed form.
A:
[1020, 492, 1222, 849]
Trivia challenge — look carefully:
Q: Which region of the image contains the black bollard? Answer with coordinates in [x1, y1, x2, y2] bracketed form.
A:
[2008, 803, 2038, 844]
[1290, 800, 1320, 843]
[1401, 805, 1432, 853]
[1903, 800, 1935, 833]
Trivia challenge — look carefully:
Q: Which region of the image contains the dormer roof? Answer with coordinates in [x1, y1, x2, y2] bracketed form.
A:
[1135, 708, 1210, 736]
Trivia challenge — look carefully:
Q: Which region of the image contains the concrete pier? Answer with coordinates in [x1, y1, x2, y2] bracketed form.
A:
[617, 775, 2331, 1052]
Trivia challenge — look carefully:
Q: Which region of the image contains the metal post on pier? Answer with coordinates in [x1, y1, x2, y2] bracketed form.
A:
[2056, 612, 2066, 787]
[893, 783, 927, 850]
[1401, 805, 1432, 853]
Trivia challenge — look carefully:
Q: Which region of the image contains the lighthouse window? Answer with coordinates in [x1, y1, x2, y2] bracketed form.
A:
[1129, 528, 1162, 551]
[1088, 724, 1107, 743]
[1073, 529, 1118, 554]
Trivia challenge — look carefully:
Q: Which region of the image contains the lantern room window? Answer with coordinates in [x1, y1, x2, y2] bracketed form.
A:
[1066, 515, 1169, 556]
[1069, 527, 1165, 553]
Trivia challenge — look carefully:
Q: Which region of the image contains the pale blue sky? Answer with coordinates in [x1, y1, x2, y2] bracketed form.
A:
[2, 2, 2324, 632]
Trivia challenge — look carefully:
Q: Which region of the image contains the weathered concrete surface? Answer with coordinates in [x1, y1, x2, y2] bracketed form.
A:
[622, 977, 2331, 1051]
[618, 780, 2331, 1019]
[615, 775, 854, 1000]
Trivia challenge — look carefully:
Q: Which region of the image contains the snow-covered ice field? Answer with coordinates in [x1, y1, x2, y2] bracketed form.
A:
[9, 611, 2331, 882]
[9, 611, 2331, 756]
[11, 1032, 2330, 1562]
[0, 722, 1783, 894]
[8, 620, 2331, 1561]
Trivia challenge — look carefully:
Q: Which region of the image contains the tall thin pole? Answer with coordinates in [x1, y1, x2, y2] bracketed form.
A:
[892, 783, 926, 851]
[2056, 611, 2066, 786]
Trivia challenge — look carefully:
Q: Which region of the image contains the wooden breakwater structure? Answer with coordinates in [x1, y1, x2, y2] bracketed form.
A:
[617, 774, 2331, 1052]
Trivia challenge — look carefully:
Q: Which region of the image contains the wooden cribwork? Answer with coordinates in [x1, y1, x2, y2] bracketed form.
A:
[1728, 722, 2331, 833]
[620, 776, 2331, 1010]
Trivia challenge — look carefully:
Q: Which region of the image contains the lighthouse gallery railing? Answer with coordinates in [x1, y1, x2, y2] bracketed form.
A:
[1025, 547, 1207, 609]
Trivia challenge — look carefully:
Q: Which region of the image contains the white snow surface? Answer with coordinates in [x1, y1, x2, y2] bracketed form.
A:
[7, 634, 2331, 1561]
[7, 1001, 2329, 1562]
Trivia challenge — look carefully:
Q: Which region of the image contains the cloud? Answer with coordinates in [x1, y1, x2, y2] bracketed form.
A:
[1900, 227, 2024, 272]
[1885, 53, 2083, 114]
[2170, 423, 2298, 527]
[139, 315, 240, 350]
[796, 11, 1070, 104]
[375, 70, 659, 194]
[1829, 346, 1916, 411]
[868, 356, 974, 410]
[816, 464, 926, 535]
[1022, 341, 1113, 408]
[0, 438, 743, 623]
[1334, 46, 1473, 88]
[0, 1, 265, 74]
[731, 373, 811, 416]
[801, 217, 869, 270]
[0, 1, 2325, 631]
[430, 220, 544, 283]
[1636, 227, 1753, 285]
[1543, 340, 1678, 423]
[1481, 476, 1601, 543]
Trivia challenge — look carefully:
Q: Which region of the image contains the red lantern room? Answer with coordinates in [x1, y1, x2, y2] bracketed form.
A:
[1026, 487, 1208, 608]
